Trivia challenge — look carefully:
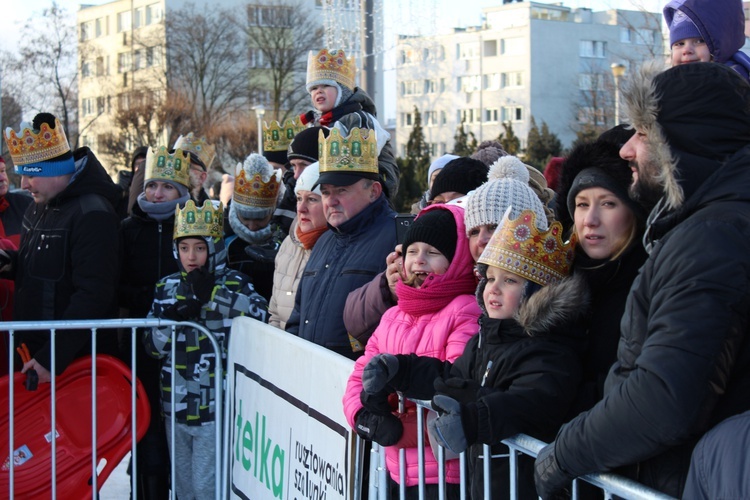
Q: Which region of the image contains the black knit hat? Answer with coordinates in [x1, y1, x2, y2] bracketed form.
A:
[430, 157, 488, 200]
[401, 208, 457, 263]
[263, 149, 288, 166]
[287, 126, 328, 163]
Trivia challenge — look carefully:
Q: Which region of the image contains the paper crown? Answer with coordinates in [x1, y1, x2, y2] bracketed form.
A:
[173, 132, 215, 169]
[318, 127, 378, 175]
[233, 164, 281, 209]
[4, 117, 71, 166]
[263, 117, 306, 152]
[306, 49, 356, 90]
[174, 200, 224, 240]
[145, 146, 191, 188]
[478, 208, 574, 287]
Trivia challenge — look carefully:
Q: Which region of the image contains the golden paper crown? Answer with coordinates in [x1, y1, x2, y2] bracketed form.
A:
[263, 117, 306, 152]
[145, 146, 191, 188]
[173, 132, 216, 169]
[4, 118, 71, 166]
[306, 49, 356, 90]
[174, 200, 224, 240]
[319, 128, 378, 175]
[478, 209, 574, 287]
[233, 168, 281, 209]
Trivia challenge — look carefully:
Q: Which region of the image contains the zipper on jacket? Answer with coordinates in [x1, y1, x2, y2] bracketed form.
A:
[481, 360, 493, 387]
[158, 222, 163, 278]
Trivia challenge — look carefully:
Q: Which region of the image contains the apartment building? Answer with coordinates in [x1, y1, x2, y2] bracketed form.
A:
[394, 1, 663, 156]
[77, 0, 377, 174]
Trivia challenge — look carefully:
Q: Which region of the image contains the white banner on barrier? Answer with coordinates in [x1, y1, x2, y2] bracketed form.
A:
[227, 317, 357, 500]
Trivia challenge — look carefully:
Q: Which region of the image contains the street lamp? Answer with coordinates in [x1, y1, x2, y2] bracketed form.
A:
[253, 105, 266, 154]
[610, 63, 626, 126]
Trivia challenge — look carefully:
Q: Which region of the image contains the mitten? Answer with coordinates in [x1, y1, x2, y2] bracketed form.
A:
[354, 410, 403, 446]
[428, 395, 479, 454]
[534, 442, 574, 500]
[160, 299, 203, 321]
[362, 353, 402, 394]
[186, 268, 215, 303]
[360, 390, 394, 416]
[433, 377, 488, 405]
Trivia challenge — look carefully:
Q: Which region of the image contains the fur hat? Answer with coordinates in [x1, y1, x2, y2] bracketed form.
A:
[430, 157, 488, 200]
[470, 140, 509, 167]
[288, 127, 327, 163]
[401, 208, 458, 263]
[622, 61, 750, 210]
[464, 156, 548, 235]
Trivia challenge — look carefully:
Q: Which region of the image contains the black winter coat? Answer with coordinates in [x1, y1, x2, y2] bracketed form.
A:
[13, 148, 121, 374]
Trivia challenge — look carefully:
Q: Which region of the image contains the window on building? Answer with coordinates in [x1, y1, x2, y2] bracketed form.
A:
[249, 48, 269, 68]
[459, 108, 481, 123]
[459, 75, 481, 92]
[406, 113, 413, 126]
[428, 143, 437, 156]
[502, 106, 523, 122]
[620, 27, 633, 43]
[146, 47, 155, 66]
[146, 3, 163, 25]
[579, 73, 605, 91]
[81, 135, 95, 149]
[578, 106, 606, 125]
[483, 39, 498, 57]
[118, 52, 131, 73]
[123, 72, 128, 87]
[134, 8, 143, 29]
[440, 78, 446, 93]
[501, 37, 524, 55]
[458, 42, 480, 59]
[635, 29, 655, 46]
[424, 79, 438, 94]
[80, 21, 92, 42]
[401, 81, 419, 96]
[133, 50, 143, 70]
[82, 98, 94, 116]
[97, 96, 106, 115]
[484, 73, 500, 90]
[485, 108, 499, 122]
[501, 71, 523, 88]
[580, 40, 606, 58]
[440, 110, 447, 125]
[440, 142, 447, 155]
[248, 5, 293, 26]
[95, 56, 104, 76]
[82, 60, 91, 78]
[95, 18, 103, 37]
[530, 6, 568, 21]
[117, 11, 131, 32]
[424, 111, 437, 126]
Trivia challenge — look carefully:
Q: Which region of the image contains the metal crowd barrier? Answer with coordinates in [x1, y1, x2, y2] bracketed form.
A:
[365, 397, 677, 500]
[3, 318, 223, 500]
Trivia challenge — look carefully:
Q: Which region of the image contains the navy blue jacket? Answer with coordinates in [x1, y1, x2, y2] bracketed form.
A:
[286, 193, 395, 359]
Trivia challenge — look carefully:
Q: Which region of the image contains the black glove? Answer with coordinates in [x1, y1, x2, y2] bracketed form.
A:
[362, 353, 401, 394]
[186, 268, 215, 303]
[433, 377, 489, 405]
[244, 241, 280, 264]
[160, 299, 203, 321]
[428, 395, 479, 454]
[534, 442, 574, 500]
[0, 249, 13, 274]
[360, 389, 394, 416]
[354, 409, 403, 446]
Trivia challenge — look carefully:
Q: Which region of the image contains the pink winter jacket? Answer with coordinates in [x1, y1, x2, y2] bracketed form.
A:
[342, 204, 481, 487]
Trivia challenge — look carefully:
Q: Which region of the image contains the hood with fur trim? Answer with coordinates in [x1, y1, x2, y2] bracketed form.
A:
[476, 267, 589, 337]
[622, 61, 750, 211]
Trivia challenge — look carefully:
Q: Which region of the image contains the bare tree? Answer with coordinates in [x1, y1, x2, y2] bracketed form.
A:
[10, 2, 79, 144]
[161, 3, 251, 135]
[239, 1, 324, 121]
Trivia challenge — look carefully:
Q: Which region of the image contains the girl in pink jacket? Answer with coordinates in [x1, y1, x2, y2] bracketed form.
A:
[343, 203, 480, 497]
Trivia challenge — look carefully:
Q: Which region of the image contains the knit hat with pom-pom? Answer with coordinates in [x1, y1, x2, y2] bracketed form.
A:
[464, 156, 548, 235]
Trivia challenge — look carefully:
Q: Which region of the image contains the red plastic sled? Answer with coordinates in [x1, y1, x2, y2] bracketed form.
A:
[0, 354, 150, 499]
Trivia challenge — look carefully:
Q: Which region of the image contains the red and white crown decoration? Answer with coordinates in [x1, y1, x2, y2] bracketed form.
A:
[306, 49, 356, 90]
[4, 118, 71, 166]
[233, 154, 281, 209]
[478, 208, 574, 286]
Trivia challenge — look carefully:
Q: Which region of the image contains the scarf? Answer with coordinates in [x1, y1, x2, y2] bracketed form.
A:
[136, 192, 190, 221]
[296, 224, 327, 250]
[228, 206, 272, 244]
[299, 100, 363, 127]
[396, 272, 477, 317]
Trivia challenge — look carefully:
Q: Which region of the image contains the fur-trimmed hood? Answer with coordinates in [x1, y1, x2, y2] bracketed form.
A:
[477, 270, 589, 337]
[622, 61, 750, 212]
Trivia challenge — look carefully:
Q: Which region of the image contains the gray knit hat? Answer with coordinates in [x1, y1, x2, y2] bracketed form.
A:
[464, 156, 548, 235]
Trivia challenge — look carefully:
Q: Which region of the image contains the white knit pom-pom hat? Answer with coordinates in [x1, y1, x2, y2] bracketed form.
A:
[464, 155, 548, 235]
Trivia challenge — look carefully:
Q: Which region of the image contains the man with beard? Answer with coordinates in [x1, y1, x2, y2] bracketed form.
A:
[534, 61, 750, 498]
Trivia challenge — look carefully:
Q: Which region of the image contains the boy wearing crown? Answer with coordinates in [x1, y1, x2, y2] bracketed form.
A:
[2, 112, 121, 382]
[144, 199, 268, 499]
[360, 209, 588, 498]
[301, 48, 400, 202]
